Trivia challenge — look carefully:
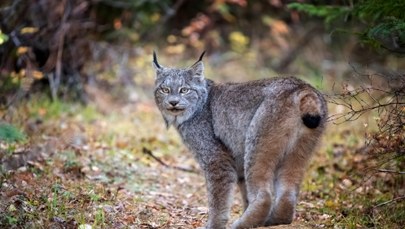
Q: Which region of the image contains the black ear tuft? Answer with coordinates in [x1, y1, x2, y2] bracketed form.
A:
[197, 51, 206, 62]
[153, 51, 161, 69]
[302, 114, 321, 129]
[191, 51, 206, 67]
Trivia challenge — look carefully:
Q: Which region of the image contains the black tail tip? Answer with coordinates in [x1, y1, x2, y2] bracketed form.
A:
[302, 114, 321, 129]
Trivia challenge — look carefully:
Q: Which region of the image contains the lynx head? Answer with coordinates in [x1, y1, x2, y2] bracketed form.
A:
[153, 51, 208, 128]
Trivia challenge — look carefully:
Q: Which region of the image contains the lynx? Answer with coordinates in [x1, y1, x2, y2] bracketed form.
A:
[152, 51, 327, 229]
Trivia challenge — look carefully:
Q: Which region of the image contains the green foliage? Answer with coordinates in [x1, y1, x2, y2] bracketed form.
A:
[96, 0, 171, 39]
[6, 215, 18, 225]
[288, 0, 405, 53]
[365, 19, 405, 53]
[0, 123, 26, 143]
[0, 74, 21, 106]
[0, 30, 8, 45]
[93, 208, 105, 227]
[288, 3, 350, 24]
[27, 96, 69, 119]
[289, 0, 405, 23]
[355, 0, 405, 22]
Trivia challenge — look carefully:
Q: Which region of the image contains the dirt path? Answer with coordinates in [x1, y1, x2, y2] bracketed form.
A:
[2, 100, 402, 228]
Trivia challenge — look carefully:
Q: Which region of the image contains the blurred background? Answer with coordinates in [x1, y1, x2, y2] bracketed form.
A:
[0, 0, 404, 228]
[1, 0, 404, 104]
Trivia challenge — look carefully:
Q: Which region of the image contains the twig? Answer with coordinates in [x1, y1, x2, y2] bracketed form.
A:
[374, 196, 405, 208]
[349, 154, 405, 193]
[51, 0, 71, 101]
[377, 169, 405, 175]
[274, 25, 322, 71]
[142, 147, 198, 173]
[161, 0, 186, 24]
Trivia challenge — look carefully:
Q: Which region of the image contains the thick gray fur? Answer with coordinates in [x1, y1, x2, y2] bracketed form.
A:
[153, 52, 327, 229]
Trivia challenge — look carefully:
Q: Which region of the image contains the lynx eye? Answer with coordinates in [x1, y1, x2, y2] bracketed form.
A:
[160, 87, 170, 94]
[179, 87, 190, 94]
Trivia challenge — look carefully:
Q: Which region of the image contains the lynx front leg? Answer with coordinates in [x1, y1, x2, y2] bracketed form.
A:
[204, 160, 237, 229]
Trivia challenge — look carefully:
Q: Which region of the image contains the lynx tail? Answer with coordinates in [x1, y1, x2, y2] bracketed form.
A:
[299, 92, 323, 129]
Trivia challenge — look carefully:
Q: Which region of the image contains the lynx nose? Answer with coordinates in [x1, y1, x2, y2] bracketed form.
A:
[169, 100, 179, 106]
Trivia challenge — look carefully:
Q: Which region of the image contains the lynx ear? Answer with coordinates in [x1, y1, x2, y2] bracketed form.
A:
[152, 51, 163, 72]
[191, 61, 204, 77]
[190, 51, 205, 78]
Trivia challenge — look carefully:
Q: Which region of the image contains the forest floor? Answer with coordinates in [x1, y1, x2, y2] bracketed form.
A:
[0, 88, 404, 228]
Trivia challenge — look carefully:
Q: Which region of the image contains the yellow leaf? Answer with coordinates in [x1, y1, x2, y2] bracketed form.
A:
[18, 69, 26, 77]
[38, 108, 47, 117]
[325, 200, 336, 208]
[167, 35, 177, 43]
[165, 44, 185, 55]
[17, 46, 29, 55]
[32, 70, 44, 79]
[229, 31, 249, 53]
[150, 13, 160, 23]
[20, 27, 39, 34]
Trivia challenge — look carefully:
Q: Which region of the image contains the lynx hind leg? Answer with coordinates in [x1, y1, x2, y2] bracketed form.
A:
[231, 101, 293, 229]
[232, 136, 289, 228]
[237, 178, 248, 211]
[265, 161, 303, 226]
[266, 134, 321, 226]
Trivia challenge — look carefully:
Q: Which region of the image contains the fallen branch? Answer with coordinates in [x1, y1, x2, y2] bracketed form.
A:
[374, 196, 405, 208]
[377, 169, 405, 175]
[274, 25, 322, 72]
[142, 147, 198, 174]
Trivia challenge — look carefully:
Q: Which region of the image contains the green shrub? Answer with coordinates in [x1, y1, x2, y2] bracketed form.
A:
[0, 123, 26, 143]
